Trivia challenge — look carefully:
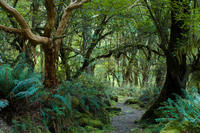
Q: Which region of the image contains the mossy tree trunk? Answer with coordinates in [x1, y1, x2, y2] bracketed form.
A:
[0, 0, 89, 88]
[141, 0, 190, 121]
[43, 45, 58, 88]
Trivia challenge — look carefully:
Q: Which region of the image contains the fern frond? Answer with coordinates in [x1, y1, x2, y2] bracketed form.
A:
[0, 100, 9, 111]
[13, 86, 39, 99]
[12, 77, 42, 94]
[53, 93, 72, 117]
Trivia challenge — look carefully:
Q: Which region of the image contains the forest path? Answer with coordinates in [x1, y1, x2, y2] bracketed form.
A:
[110, 98, 145, 133]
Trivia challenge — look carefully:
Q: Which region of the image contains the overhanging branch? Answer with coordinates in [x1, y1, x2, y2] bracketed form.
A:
[0, 0, 49, 45]
[90, 44, 164, 63]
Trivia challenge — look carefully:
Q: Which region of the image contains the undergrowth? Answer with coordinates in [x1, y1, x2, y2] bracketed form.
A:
[111, 85, 161, 108]
[0, 61, 112, 133]
[156, 88, 200, 133]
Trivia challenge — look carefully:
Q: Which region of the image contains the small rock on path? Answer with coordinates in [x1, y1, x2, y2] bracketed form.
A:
[110, 99, 145, 133]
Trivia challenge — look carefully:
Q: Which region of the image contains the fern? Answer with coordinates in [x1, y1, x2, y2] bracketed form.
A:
[156, 88, 200, 132]
[13, 86, 39, 99]
[12, 77, 41, 93]
[0, 64, 15, 96]
[53, 93, 72, 117]
[0, 56, 42, 99]
[0, 100, 9, 111]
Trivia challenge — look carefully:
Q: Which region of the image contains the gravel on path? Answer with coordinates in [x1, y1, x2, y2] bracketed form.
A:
[110, 99, 145, 133]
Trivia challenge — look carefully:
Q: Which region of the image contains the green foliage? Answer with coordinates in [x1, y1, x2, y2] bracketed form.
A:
[58, 74, 111, 116]
[0, 64, 15, 96]
[111, 87, 137, 97]
[11, 76, 42, 99]
[11, 115, 50, 133]
[0, 100, 8, 111]
[112, 85, 161, 108]
[28, 74, 111, 132]
[0, 57, 42, 114]
[156, 88, 200, 132]
[138, 86, 161, 105]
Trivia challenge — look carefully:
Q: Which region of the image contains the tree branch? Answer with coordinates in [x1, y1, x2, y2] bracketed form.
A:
[128, 0, 140, 9]
[143, 0, 168, 50]
[98, 30, 114, 41]
[0, 0, 29, 29]
[90, 44, 164, 63]
[0, 0, 49, 45]
[67, 0, 89, 11]
[0, 24, 22, 34]
[55, 0, 89, 37]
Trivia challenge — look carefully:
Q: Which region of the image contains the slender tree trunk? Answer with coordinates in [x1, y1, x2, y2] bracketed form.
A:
[41, 46, 44, 76]
[155, 65, 166, 88]
[134, 60, 139, 86]
[112, 74, 115, 87]
[141, 64, 149, 87]
[134, 71, 139, 86]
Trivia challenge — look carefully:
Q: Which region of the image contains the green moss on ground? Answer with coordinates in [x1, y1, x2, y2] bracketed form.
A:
[106, 107, 121, 112]
[79, 117, 104, 129]
[124, 99, 145, 108]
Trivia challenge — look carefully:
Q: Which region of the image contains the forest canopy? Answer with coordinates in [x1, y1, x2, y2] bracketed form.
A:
[0, 0, 200, 133]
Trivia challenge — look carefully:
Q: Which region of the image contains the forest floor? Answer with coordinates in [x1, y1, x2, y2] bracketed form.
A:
[0, 118, 10, 133]
[110, 98, 145, 133]
[0, 98, 145, 133]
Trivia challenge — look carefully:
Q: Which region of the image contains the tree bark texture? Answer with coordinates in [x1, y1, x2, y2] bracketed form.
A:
[141, 0, 190, 121]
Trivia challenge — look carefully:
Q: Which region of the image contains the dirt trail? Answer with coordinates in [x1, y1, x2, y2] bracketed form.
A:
[110, 99, 145, 133]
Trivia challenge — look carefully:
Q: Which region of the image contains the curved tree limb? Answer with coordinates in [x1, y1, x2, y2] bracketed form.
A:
[0, 0, 49, 44]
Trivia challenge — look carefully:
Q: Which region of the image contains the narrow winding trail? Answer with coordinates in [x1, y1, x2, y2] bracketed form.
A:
[110, 99, 145, 133]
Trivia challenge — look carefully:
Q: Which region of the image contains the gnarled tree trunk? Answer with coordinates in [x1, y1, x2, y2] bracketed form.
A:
[141, 53, 189, 120]
[141, 0, 190, 121]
